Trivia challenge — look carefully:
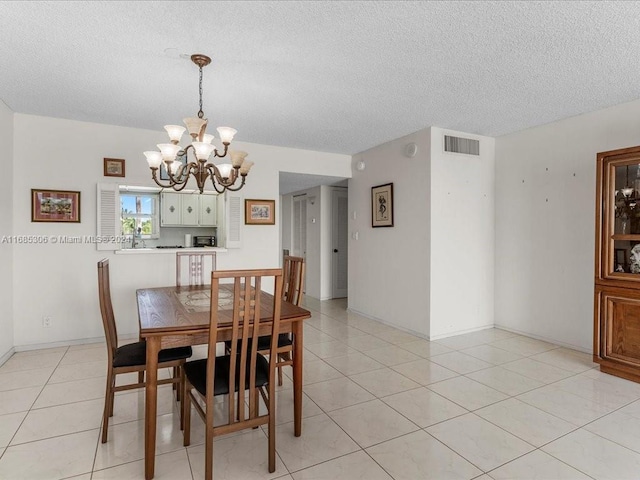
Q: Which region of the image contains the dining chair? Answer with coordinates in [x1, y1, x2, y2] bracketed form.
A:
[270, 255, 305, 384]
[176, 251, 217, 287]
[182, 268, 284, 480]
[224, 255, 305, 385]
[97, 258, 192, 443]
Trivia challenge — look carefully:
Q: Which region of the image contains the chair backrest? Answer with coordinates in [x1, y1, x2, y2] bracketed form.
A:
[97, 259, 118, 359]
[207, 269, 283, 425]
[283, 255, 305, 306]
[176, 252, 217, 287]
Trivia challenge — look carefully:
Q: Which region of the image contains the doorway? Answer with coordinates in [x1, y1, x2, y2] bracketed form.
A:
[331, 188, 348, 298]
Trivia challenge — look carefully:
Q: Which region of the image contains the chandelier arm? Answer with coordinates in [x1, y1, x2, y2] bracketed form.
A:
[204, 165, 228, 193]
[151, 169, 178, 189]
[224, 175, 247, 192]
[166, 163, 197, 192]
[212, 143, 230, 158]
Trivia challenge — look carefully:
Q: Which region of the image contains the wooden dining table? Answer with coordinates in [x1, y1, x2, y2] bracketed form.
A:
[136, 284, 311, 480]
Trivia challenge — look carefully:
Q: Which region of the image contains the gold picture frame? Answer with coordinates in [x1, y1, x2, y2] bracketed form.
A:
[245, 199, 275, 225]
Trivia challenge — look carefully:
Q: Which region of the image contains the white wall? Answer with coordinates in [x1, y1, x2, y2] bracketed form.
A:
[495, 98, 640, 351]
[12, 114, 350, 348]
[348, 129, 431, 336]
[0, 101, 14, 360]
[429, 128, 496, 338]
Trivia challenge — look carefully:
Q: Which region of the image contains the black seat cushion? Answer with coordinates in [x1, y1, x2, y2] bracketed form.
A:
[113, 341, 192, 368]
[184, 353, 269, 397]
[224, 333, 293, 352]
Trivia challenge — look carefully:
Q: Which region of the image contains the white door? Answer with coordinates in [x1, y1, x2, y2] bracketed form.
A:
[292, 195, 307, 258]
[331, 188, 348, 298]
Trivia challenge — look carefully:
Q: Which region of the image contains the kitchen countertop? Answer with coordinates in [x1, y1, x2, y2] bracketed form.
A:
[115, 247, 227, 255]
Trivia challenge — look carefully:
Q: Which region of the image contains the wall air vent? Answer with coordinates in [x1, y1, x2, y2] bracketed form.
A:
[444, 135, 480, 156]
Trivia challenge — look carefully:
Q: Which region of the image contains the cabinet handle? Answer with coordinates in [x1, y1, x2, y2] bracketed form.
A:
[206, 207, 211, 214]
[169, 206, 175, 213]
[187, 206, 193, 213]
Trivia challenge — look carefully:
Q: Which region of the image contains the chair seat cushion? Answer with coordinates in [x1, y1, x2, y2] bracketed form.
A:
[113, 341, 192, 368]
[224, 333, 293, 352]
[184, 353, 269, 397]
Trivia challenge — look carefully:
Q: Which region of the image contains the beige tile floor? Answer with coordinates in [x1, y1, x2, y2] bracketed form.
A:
[1, 298, 640, 479]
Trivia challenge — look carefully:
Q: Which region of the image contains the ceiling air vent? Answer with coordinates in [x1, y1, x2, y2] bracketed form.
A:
[444, 135, 480, 156]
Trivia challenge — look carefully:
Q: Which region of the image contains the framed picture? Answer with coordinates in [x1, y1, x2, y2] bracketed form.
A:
[103, 158, 125, 177]
[160, 152, 188, 180]
[371, 182, 394, 227]
[245, 199, 275, 225]
[31, 189, 81, 223]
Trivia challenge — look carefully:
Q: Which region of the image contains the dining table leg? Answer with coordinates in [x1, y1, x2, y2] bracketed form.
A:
[292, 321, 303, 437]
[145, 336, 160, 480]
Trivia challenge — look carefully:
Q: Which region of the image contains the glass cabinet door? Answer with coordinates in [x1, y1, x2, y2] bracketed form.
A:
[609, 161, 640, 275]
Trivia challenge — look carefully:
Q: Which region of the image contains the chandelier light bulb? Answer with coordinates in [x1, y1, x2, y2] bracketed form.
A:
[239, 160, 254, 175]
[183, 117, 207, 137]
[164, 125, 186, 143]
[192, 142, 216, 161]
[217, 163, 233, 179]
[167, 161, 181, 175]
[230, 150, 248, 168]
[217, 127, 237, 144]
[157, 143, 181, 161]
[144, 151, 163, 168]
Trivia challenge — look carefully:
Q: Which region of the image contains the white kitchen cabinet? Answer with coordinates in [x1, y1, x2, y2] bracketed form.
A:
[199, 194, 217, 226]
[161, 192, 218, 227]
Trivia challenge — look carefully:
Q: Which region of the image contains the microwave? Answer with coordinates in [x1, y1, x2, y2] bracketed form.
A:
[193, 235, 216, 247]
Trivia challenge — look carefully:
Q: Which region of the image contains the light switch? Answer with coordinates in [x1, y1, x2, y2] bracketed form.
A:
[352, 231, 359, 240]
[352, 211, 357, 220]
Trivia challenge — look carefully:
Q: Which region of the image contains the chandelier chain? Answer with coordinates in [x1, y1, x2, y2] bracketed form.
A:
[197, 65, 204, 119]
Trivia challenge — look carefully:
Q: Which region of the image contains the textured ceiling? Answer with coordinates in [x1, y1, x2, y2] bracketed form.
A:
[2, 1, 640, 155]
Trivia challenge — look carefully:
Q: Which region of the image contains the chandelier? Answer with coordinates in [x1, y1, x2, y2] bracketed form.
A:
[144, 54, 253, 194]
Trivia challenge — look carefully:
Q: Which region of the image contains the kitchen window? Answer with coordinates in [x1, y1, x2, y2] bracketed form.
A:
[121, 192, 159, 239]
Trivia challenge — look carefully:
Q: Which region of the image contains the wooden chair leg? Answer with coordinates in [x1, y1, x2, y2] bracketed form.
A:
[277, 359, 283, 386]
[205, 414, 214, 480]
[267, 385, 276, 473]
[183, 382, 191, 444]
[172, 366, 178, 391]
[101, 372, 113, 443]
[179, 367, 185, 430]
[175, 366, 182, 402]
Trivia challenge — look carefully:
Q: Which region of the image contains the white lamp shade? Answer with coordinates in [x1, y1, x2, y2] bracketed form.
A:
[192, 142, 216, 161]
[164, 125, 186, 142]
[230, 150, 248, 168]
[202, 134, 215, 144]
[168, 161, 182, 175]
[183, 117, 207, 137]
[217, 126, 237, 144]
[239, 160, 254, 175]
[157, 143, 181, 161]
[144, 151, 163, 168]
[217, 163, 233, 179]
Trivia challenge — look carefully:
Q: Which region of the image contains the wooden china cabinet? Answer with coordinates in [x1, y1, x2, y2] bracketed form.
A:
[594, 146, 640, 383]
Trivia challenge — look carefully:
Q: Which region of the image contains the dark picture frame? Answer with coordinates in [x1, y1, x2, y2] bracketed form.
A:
[245, 199, 275, 225]
[103, 158, 125, 177]
[371, 182, 394, 227]
[31, 189, 81, 223]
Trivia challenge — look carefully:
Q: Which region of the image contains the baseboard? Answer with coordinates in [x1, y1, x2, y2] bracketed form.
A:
[346, 307, 429, 340]
[494, 323, 591, 354]
[13, 333, 137, 353]
[0, 347, 15, 367]
[429, 324, 495, 341]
